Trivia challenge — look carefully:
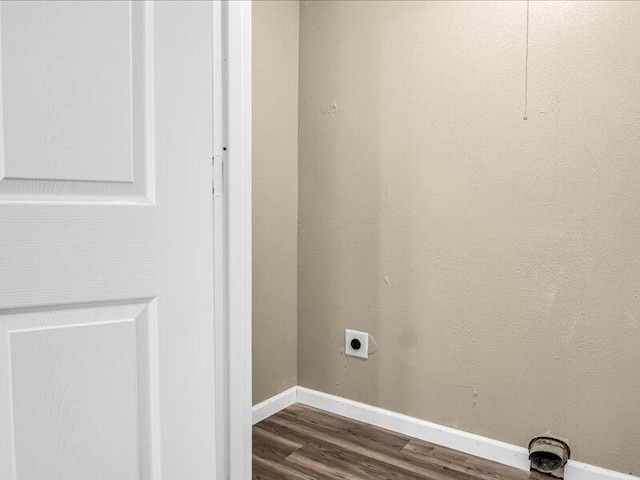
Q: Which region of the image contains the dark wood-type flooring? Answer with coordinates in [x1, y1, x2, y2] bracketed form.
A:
[253, 403, 547, 480]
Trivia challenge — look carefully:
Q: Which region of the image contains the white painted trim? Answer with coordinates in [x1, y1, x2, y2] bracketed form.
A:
[252, 387, 639, 480]
[564, 462, 639, 480]
[296, 387, 531, 471]
[252, 387, 298, 425]
[218, 1, 252, 479]
[212, 2, 228, 479]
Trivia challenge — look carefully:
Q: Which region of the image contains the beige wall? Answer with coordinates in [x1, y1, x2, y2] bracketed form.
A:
[298, 1, 640, 474]
[252, 0, 299, 405]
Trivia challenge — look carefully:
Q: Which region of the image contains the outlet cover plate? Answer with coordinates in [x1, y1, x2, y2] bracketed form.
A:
[345, 329, 369, 359]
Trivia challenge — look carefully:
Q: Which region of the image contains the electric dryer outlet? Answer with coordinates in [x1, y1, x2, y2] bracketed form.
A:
[345, 329, 369, 359]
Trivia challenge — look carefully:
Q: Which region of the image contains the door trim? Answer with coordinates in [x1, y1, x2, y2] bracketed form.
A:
[213, 1, 252, 479]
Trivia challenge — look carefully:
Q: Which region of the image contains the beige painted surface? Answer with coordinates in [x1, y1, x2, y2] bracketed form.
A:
[298, 1, 640, 474]
[252, 0, 299, 405]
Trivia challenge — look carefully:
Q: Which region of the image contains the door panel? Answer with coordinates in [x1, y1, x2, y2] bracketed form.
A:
[1, 1, 134, 183]
[0, 2, 215, 479]
[1, 301, 159, 480]
[0, 0, 153, 201]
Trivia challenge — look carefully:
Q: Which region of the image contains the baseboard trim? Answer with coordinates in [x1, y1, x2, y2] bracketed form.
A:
[252, 386, 297, 425]
[565, 461, 638, 480]
[296, 386, 530, 470]
[253, 386, 639, 480]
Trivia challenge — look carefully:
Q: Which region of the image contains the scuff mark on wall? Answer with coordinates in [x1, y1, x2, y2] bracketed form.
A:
[324, 100, 338, 118]
[563, 316, 582, 347]
[455, 385, 479, 407]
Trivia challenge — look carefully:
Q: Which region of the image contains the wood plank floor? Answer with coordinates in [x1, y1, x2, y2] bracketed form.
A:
[253, 403, 547, 480]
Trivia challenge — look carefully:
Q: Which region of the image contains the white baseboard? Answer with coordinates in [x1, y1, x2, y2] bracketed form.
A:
[564, 461, 638, 480]
[296, 386, 530, 471]
[253, 386, 639, 480]
[252, 386, 297, 425]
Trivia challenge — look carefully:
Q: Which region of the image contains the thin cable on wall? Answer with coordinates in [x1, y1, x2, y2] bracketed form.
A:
[523, 0, 530, 120]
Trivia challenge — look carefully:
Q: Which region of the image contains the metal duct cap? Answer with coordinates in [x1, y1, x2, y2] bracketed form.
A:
[528, 432, 571, 477]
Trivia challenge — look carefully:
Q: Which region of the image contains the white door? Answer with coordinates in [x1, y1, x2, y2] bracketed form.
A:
[0, 1, 215, 479]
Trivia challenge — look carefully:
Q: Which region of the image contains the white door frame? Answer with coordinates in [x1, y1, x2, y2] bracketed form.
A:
[214, 1, 252, 479]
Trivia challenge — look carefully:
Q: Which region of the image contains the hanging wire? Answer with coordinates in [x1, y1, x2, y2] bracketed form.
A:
[523, 0, 530, 120]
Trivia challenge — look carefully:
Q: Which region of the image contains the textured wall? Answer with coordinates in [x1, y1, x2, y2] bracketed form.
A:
[252, 0, 299, 405]
[298, 1, 640, 473]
